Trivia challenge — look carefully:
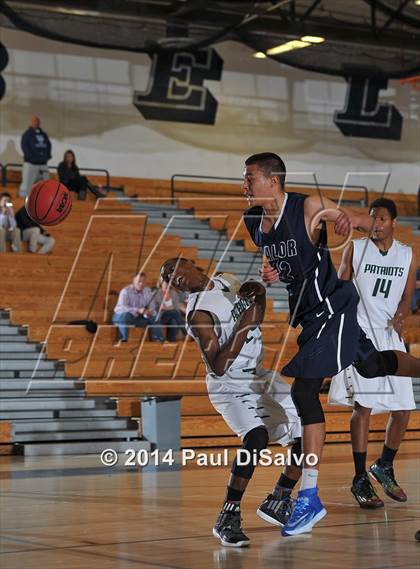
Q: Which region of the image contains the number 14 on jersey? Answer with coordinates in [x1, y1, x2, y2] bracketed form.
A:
[372, 278, 392, 299]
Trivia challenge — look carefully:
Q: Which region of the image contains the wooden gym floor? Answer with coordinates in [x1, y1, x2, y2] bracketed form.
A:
[0, 441, 419, 569]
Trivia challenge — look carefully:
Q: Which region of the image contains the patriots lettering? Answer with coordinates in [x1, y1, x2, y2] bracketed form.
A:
[364, 264, 404, 277]
[231, 297, 252, 322]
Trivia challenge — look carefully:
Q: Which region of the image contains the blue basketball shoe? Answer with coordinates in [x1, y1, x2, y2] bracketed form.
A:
[281, 488, 327, 536]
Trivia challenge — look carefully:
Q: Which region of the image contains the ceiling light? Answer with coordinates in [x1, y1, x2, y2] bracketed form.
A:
[415, 0, 420, 5]
[253, 51, 267, 59]
[59, 8, 101, 16]
[267, 40, 310, 56]
[300, 36, 325, 43]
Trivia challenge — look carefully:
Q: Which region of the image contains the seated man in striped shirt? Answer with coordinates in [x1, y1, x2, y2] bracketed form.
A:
[112, 272, 163, 342]
[0, 192, 21, 253]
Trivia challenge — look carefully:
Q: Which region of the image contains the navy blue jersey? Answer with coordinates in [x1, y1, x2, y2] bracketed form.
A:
[243, 192, 374, 378]
[243, 192, 339, 326]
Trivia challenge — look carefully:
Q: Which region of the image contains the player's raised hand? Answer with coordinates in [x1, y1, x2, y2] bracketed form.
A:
[238, 281, 266, 302]
[238, 281, 266, 325]
[259, 263, 279, 284]
[334, 211, 352, 236]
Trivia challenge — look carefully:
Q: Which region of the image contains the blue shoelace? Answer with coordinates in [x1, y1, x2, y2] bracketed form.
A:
[290, 496, 310, 519]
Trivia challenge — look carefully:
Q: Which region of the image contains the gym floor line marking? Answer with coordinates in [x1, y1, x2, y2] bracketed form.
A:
[1, 516, 418, 556]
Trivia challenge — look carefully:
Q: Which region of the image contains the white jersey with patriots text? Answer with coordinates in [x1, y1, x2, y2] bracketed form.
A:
[329, 238, 415, 413]
[185, 274, 263, 374]
[185, 274, 301, 444]
[352, 238, 412, 330]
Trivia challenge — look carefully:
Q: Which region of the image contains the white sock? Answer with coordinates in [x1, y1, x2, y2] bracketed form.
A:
[300, 468, 319, 491]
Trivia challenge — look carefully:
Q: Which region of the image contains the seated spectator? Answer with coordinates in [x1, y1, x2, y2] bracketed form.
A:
[15, 205, 55, 255]
[112, 273, 164, 342]
[177, 290, 188, 315]
[58, 150, 105, 200]
[0, 193, 21, 253]
[155, 279, 187, 342]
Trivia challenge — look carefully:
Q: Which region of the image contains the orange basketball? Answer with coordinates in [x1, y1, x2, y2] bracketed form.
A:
[25, 179, 72, 226]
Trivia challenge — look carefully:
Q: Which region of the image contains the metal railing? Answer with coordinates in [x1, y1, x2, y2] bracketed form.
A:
[170, 173, 369, 207]
[1, 162, 110, 189]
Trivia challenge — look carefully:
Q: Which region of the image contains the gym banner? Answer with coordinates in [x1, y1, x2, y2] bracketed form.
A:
[334, 75, 402, 140]
[134, 48, 223, 125]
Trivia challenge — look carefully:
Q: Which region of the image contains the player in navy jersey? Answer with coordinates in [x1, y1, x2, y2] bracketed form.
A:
[242, 152, 420, 536]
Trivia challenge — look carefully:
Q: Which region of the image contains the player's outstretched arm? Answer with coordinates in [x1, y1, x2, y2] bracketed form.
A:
[304, 195, 374, 239]
[189, 286, 265, 377]
[337, 242, 354, 280]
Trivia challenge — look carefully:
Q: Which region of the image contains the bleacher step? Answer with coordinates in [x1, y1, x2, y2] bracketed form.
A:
[132, 202, 181, 212]
[0, 360, 57, 371]
[0, 371, 15, 379]
[59, 409, 118, 418]
[17, 371, 66, 379]
[22, 439, 151, 456]
[180, 238, 244, 250]
[0, 380, 83, 390]
[0, 326, 20, 335]
[0, 370, 67, 379]
[0, 335, 29, 343]
[14, 419, 134, 432]
[1, 353, 46, 360]
[0, 342, 40, 352]
[14, 429, 140, 442]
[1, 390, 87, 398]
[165, 227, 221, 239]
[273, 300, 291, 310]
[0, 398, 96, 411]
[1, 411, 55, 420]
[1, 409, 118, 420]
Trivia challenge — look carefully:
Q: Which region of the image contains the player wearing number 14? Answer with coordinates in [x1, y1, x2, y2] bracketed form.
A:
[329, 198, 416, 508]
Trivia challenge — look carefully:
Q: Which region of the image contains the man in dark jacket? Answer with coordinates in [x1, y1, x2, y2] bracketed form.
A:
[19, 116, 51, 197]
[15, 206, 55, 254]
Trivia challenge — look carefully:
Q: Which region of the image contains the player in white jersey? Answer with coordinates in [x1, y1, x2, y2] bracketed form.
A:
[160, 257, 302, 547]
[329, 198, 416, 508]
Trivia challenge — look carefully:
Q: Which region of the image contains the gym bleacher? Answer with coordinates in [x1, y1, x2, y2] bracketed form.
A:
[0, 169, 419, 455]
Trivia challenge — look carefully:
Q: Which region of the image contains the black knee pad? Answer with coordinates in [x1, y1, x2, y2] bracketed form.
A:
[354, 350, 398, 379]
[291, 378, 325, 426]
[242, 426, 269, 452]
[231, 426, 269, 480]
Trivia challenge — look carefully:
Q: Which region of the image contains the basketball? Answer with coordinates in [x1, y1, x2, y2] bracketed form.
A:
[25, 179, 72, 226]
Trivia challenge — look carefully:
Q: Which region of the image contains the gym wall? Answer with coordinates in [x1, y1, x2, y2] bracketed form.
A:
[0, 27, 418, 194]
